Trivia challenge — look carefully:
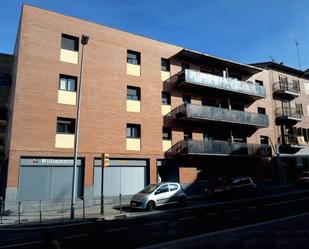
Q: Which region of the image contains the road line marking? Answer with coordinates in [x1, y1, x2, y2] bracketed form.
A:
[106, 227, 128, 232]
[178, 216, 195, 221]
[63, 234, 88, 240]
[0, 241, 43, 248]
[247, 206, 258, 210]
[144, 221, 164, 226]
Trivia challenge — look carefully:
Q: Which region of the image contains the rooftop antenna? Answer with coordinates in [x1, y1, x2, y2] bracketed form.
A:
[295, 39, 302, 70]
[269, 55, 275, 62]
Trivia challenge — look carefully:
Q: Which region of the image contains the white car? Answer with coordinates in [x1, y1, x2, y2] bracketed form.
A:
[130, 182, 187, 210]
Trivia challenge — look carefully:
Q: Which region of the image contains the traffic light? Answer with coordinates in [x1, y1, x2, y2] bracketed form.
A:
[102, 153, 110, 167]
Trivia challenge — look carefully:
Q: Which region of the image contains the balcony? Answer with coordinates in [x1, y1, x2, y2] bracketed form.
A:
[171, 104, 269, 128]
[278, 134, 305, 154]
[171, 70, 266, 101]
[275, 108, 302, 126]
[165, 140, 272, 158]
[273, 83, 300, 100]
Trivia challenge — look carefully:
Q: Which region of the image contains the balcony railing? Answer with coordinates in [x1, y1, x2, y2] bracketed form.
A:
[275, 107, 302, 126]
[273, 82, 300, 100]
[171, 104, 269, 128]
[172, 69, 266, 99]
[165, 139, 272, 158]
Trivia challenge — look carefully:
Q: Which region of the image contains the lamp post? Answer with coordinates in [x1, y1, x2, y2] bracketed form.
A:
[70, 34, 89, 219]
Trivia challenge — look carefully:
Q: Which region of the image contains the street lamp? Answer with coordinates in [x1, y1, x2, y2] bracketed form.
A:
[70, 34, 89, 219]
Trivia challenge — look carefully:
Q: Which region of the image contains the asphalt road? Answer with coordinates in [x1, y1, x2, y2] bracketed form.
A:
[139, 212, 309, 249]
[2, 187, 309, 249]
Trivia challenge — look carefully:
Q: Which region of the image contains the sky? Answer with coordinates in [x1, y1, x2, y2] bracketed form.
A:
[0, 0, 308, 70]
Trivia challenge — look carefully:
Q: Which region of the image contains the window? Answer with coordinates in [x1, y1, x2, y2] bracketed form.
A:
[161, 58, 170, 71]
[233, 132, 247, 143]
[255, 80, 263, 86]
[305, 83, 309, 95]
[184, 129, 192, 140]
[296, 103, 303, 115]
[279, 75, 288, 89]
[155, 184, 169, 195]
[127, 124, 141, 138]
[162, 127, 171, 140]
[292, 79, 300, 92]
[181, 63, 190, 71]
[228, 73, 242, 81]
[182, 95, 191, 104]
[59, 75, 77, 91]
[162, 91, 171, 105]
[258, 107, 266, 114]
[127, 50, 140, 65]
[61, 34, 79, 51]
[231, 103, 245, 111]
[202, 98, 218, 107]
[231, 178, 241, 186]
[169, 184, 179, 191]
[127, 86, 140, 100]
[57, 117, 75, 134]
[260, 136, 269, 145]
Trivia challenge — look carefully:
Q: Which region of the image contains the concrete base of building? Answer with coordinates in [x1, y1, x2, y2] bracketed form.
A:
[83, 186, 93, 205]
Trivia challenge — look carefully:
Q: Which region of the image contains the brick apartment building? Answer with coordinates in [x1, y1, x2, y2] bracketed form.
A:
[0, 4, 308, 203]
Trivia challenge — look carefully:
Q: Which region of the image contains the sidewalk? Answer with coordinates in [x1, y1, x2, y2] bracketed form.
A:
[0, 182, 299, 227]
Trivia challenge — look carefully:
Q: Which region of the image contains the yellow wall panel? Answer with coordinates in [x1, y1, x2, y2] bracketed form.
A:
[162, 140, 172, 152]
[126, 100, 141, 112]
[55, 134, 74, 148]
[126, 63, 141, 76]
[126, 138, 141, 151]
[58, 90, 77, 105]
[60, 49, 78, 64]
[162, 105, 171, 116]
[161, 71, 170, 81]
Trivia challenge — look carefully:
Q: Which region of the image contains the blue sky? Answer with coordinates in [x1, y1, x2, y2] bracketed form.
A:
[1, 0, 308, 70]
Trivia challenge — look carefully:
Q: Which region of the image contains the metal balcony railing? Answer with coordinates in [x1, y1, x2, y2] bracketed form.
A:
[273, 83, 300, 94]
[171, 104, 269, 128]
[275, 108, 302, 120]
[165, 139, 272, 158]
[275, 107, 302, 126]
[172, 69, 266, 99]
[273, 82, 300, 100]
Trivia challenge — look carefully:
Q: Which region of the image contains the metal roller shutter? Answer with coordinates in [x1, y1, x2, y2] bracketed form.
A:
[18, 158, 84, 201]
[93, 158, 148, 197]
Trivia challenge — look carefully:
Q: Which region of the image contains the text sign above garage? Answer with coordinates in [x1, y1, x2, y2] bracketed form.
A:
[20, 158, 82, 166]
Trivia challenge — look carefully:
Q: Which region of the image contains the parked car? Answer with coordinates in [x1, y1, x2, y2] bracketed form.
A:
[295, 171, 309, 187]
[204, 176, 258, 199]
[130, 182, 187, 210]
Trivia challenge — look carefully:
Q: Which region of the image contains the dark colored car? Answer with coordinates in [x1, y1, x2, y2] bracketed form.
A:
[295, 172, 309, 187]
[204, 176, 258, 199]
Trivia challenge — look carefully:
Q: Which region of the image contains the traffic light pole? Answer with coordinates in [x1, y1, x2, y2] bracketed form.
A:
[101, 161, 104, 215]
[100, 153, 109, 214]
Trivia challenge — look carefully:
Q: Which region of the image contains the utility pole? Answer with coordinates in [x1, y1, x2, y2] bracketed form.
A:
[71, 34, 89, 219]
[295, 39, 301, 70]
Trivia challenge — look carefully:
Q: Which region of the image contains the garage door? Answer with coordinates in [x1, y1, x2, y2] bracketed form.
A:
[18, 158, 84, 201]
[93, 158, 148, 197]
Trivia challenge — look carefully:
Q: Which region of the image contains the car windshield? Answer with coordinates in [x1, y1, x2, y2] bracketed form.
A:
[140, 184, 159, 193]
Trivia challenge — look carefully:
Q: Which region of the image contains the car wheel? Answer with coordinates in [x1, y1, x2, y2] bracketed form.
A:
[178, 196, 186, 206]
[146, 201, 156, 211]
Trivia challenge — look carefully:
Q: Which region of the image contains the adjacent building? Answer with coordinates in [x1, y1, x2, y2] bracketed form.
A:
[0, 4, 308, 203]
[253, 62, 309, 182]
